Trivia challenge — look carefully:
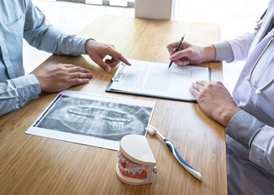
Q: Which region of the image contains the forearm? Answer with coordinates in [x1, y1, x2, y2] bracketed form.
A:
[0, 75, 41, 116]
[202, 45, 217, 62]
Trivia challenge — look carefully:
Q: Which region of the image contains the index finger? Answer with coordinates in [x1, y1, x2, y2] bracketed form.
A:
[116, 54, 131, 66]
[107, 48, 131, 66]
[167, 41, 179, 54]
[170, 50, 186, 61]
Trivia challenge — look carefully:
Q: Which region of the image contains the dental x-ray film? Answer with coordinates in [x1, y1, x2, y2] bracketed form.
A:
[26, 90, 155, 150]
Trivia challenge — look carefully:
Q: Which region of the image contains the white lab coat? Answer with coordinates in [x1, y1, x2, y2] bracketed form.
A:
[226, 0, 274, 194]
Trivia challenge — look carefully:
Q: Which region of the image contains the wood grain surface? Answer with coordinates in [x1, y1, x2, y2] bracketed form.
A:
[0, 16, 226, 195]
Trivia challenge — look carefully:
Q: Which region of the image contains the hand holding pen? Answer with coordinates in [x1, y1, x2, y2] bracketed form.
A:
[168, 35, 185, 69]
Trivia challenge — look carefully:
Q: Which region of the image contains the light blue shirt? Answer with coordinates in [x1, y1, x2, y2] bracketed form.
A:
[0, 0, 89, 116]
[213, 1, 274, 194]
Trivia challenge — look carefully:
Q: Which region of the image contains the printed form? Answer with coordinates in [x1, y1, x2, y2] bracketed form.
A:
[107, 59, 211, 101]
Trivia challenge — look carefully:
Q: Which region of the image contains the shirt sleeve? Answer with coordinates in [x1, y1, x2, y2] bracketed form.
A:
[0, 74, 41, 116]
[213, 41, 234, 62]
[23, 0, 89, 56]
[226, 110, 274, 175]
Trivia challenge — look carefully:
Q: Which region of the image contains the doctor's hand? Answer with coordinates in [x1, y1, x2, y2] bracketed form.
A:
[85, 39, 131, 72]
[190, 80, 240, 126]
[34, 63, 93, 93]
[167, 41, 216, 66]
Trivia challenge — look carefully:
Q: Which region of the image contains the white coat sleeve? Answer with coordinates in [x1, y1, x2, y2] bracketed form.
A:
[213, 33, 256, 62]
[226, 110, 274, 175]
[250, 126, 274, 175]
[226, 33, 256, 61]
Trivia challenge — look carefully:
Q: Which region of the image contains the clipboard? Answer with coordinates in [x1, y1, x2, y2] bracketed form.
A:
[106, 59, 211, 102]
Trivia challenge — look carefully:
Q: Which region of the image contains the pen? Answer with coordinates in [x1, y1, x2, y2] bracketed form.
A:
[168, 35, 185, 69]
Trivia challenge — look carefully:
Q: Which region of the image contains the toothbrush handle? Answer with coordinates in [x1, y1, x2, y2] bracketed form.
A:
[164, 138, 202, 181]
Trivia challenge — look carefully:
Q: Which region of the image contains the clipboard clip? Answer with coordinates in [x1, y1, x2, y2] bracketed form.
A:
[112, 62, 126, 82]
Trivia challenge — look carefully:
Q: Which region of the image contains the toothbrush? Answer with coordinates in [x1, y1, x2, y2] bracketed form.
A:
[145, 125, 202, 181]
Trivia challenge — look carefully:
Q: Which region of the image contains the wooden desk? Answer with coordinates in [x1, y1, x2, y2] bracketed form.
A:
[0, 16, 226, 195]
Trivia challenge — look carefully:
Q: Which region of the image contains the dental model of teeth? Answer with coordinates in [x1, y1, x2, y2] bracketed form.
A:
[116, 134, 157, 185]
[117, 151, 147, 179]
